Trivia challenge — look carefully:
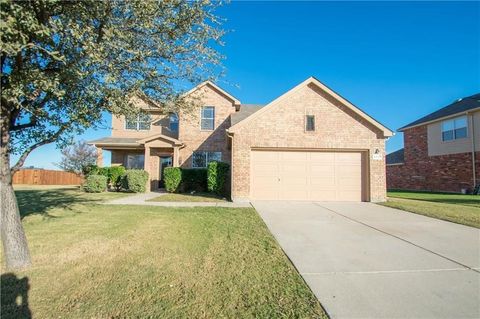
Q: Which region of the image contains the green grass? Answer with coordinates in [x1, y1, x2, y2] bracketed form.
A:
[380, 191, 480, 228]
[148, 192, 226, 202]
[1, 187, 325, 318]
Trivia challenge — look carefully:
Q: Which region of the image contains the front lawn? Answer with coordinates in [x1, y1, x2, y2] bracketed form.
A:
[1, 187, 325, 318]
[148, 192, 226, 202]
[381, 190, 480, 228]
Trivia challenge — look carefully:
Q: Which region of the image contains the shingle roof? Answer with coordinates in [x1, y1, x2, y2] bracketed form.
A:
[87, 137, 140, 145]
[230, 104, 264, 126]
[386, 148, 405, 165]
[399, 93, 480, 131]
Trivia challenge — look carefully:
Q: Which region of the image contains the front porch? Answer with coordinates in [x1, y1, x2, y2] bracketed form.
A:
[89, 134, 183, 191]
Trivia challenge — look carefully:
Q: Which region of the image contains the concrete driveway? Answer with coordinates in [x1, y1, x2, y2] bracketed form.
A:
[253, 201, 480, 319]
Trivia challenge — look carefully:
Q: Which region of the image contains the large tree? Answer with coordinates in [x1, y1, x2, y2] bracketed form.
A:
[1, 0, 224, 269]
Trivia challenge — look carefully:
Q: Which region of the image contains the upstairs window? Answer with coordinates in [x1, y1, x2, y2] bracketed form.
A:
[201, 106, 215, 130]
[169, 113, 179, 132]
[442, 116, 467, 141]
[125, 113, 151, 130]
[306, 115, 315, 131]
[192, 151, 222, 168]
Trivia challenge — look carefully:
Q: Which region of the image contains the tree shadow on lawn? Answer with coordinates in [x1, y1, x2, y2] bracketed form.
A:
[15, 188, 104, 219]
[1, 273, 32, 319]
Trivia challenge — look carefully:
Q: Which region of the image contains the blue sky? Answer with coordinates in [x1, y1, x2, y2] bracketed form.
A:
[13, 1, 479, 169]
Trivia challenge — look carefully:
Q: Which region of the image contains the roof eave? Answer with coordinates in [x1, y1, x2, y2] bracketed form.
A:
[398, 106, 480, 132]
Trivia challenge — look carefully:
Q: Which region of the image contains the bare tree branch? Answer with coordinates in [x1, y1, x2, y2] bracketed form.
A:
[10, 125, 68, 173]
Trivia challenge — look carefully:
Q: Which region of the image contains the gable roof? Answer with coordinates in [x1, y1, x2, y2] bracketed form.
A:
[398, 93, 480, 131]
[227, 76, 394, 137]
[184, 80, 241, 106]
[386, 148, 405, 165]
[230, 104, 264, 126]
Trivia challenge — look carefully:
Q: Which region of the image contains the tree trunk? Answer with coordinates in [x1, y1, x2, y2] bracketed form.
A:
[0, 114, 31, 270]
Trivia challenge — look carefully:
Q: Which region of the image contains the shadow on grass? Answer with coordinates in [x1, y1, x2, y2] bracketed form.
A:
[1, 273, 31, 319]
[15, 188, 102, 219]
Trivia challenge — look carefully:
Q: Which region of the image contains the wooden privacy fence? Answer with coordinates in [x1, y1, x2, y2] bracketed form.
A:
[13, 169, 84, 185]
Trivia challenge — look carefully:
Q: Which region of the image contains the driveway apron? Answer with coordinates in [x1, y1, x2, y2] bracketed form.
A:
[253, 201, 480, 319]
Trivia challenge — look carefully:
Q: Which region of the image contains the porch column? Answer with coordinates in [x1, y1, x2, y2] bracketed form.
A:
[144, 146, 151, 192]
[173, 146, 180, 167]
[96, 147, 103, 167]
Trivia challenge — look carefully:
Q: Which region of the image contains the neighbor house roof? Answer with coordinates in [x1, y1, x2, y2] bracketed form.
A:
[386, 148, 404, 165]
[230, 104, 264, 126]
[398, 93, 480, 131]
[227, 76, 394, 137]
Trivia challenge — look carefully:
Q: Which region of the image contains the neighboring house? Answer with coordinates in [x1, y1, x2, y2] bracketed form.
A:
[386, 93, 480, 193]
[89, 77, 393, 202]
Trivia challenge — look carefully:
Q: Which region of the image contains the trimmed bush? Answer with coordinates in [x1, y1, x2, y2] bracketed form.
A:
[164, 167, 182, 193]
[122, 169, 149, 193]
[109, 166, 126, 191]
[83, 174, 107, 193]
[207, 161, 230, 195]
[182, 168, 207, 192]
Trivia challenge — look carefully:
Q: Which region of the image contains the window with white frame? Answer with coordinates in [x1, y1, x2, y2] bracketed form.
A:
[442, 116, 468, 141]
[201, 106, 215, 130]
[306, 115, 315, 131]
[169, 113, 179, 132]
[126, 154, 145, 169]
[125, 113, 151, 130]
[192, 151, 222, 168]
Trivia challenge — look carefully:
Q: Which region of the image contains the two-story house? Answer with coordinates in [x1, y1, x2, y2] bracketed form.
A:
[89, 77, 394, 202]
[386, 93, 480, 193]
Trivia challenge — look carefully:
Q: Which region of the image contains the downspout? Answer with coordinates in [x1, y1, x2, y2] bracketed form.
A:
[226, 129, 235, 201]
[469, 112, 477, 188]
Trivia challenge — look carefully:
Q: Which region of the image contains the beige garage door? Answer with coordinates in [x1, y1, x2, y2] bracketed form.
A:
[250, 150, 365, 201]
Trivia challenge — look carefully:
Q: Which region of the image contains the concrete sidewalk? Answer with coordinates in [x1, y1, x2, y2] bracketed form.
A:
[253, 201, 480, 319]
[104, 192, 251, 208]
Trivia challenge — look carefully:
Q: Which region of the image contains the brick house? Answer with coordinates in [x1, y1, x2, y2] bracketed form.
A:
[386, 93, 480, 193]
[89, 77, 393, 202]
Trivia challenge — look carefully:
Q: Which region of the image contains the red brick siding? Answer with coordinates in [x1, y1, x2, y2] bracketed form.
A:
[386, 125, 479, 192]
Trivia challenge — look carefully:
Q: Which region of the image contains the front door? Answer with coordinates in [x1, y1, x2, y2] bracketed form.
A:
[159, 156, 173, 188]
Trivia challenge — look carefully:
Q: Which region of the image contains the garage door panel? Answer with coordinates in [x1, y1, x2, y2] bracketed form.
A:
[251, 150, 365, 201]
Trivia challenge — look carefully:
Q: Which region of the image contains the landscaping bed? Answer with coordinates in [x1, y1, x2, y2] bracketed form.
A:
[1, 186, 326, 318]
[381, 190, 480, 228]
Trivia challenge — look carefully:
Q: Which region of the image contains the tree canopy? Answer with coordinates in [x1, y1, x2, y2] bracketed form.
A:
[1, 0, 224, 171]
[0, 0, 225, 270]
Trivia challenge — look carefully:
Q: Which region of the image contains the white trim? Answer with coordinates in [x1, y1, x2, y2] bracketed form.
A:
[200, 106, 215, 131]
[184, 80, 241, 105]
[191, 151, 222, 168]
[124, 113, 151, 131]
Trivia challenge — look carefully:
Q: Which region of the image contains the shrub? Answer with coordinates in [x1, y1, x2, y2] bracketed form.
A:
[82, 164, 99, 176]
[207, 161, 230, 195]
[83, 174, 107, 193]
[108, 166, 126, 191]
[122, 169, 149, 193]
[163, 167, 182, 193]
[182, 168, 207, 192]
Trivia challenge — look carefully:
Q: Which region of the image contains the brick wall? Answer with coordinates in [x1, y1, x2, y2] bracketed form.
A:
[178, 84, 236, 168]
[386, 125, 480, 192]
[231, 83, 388, 202]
